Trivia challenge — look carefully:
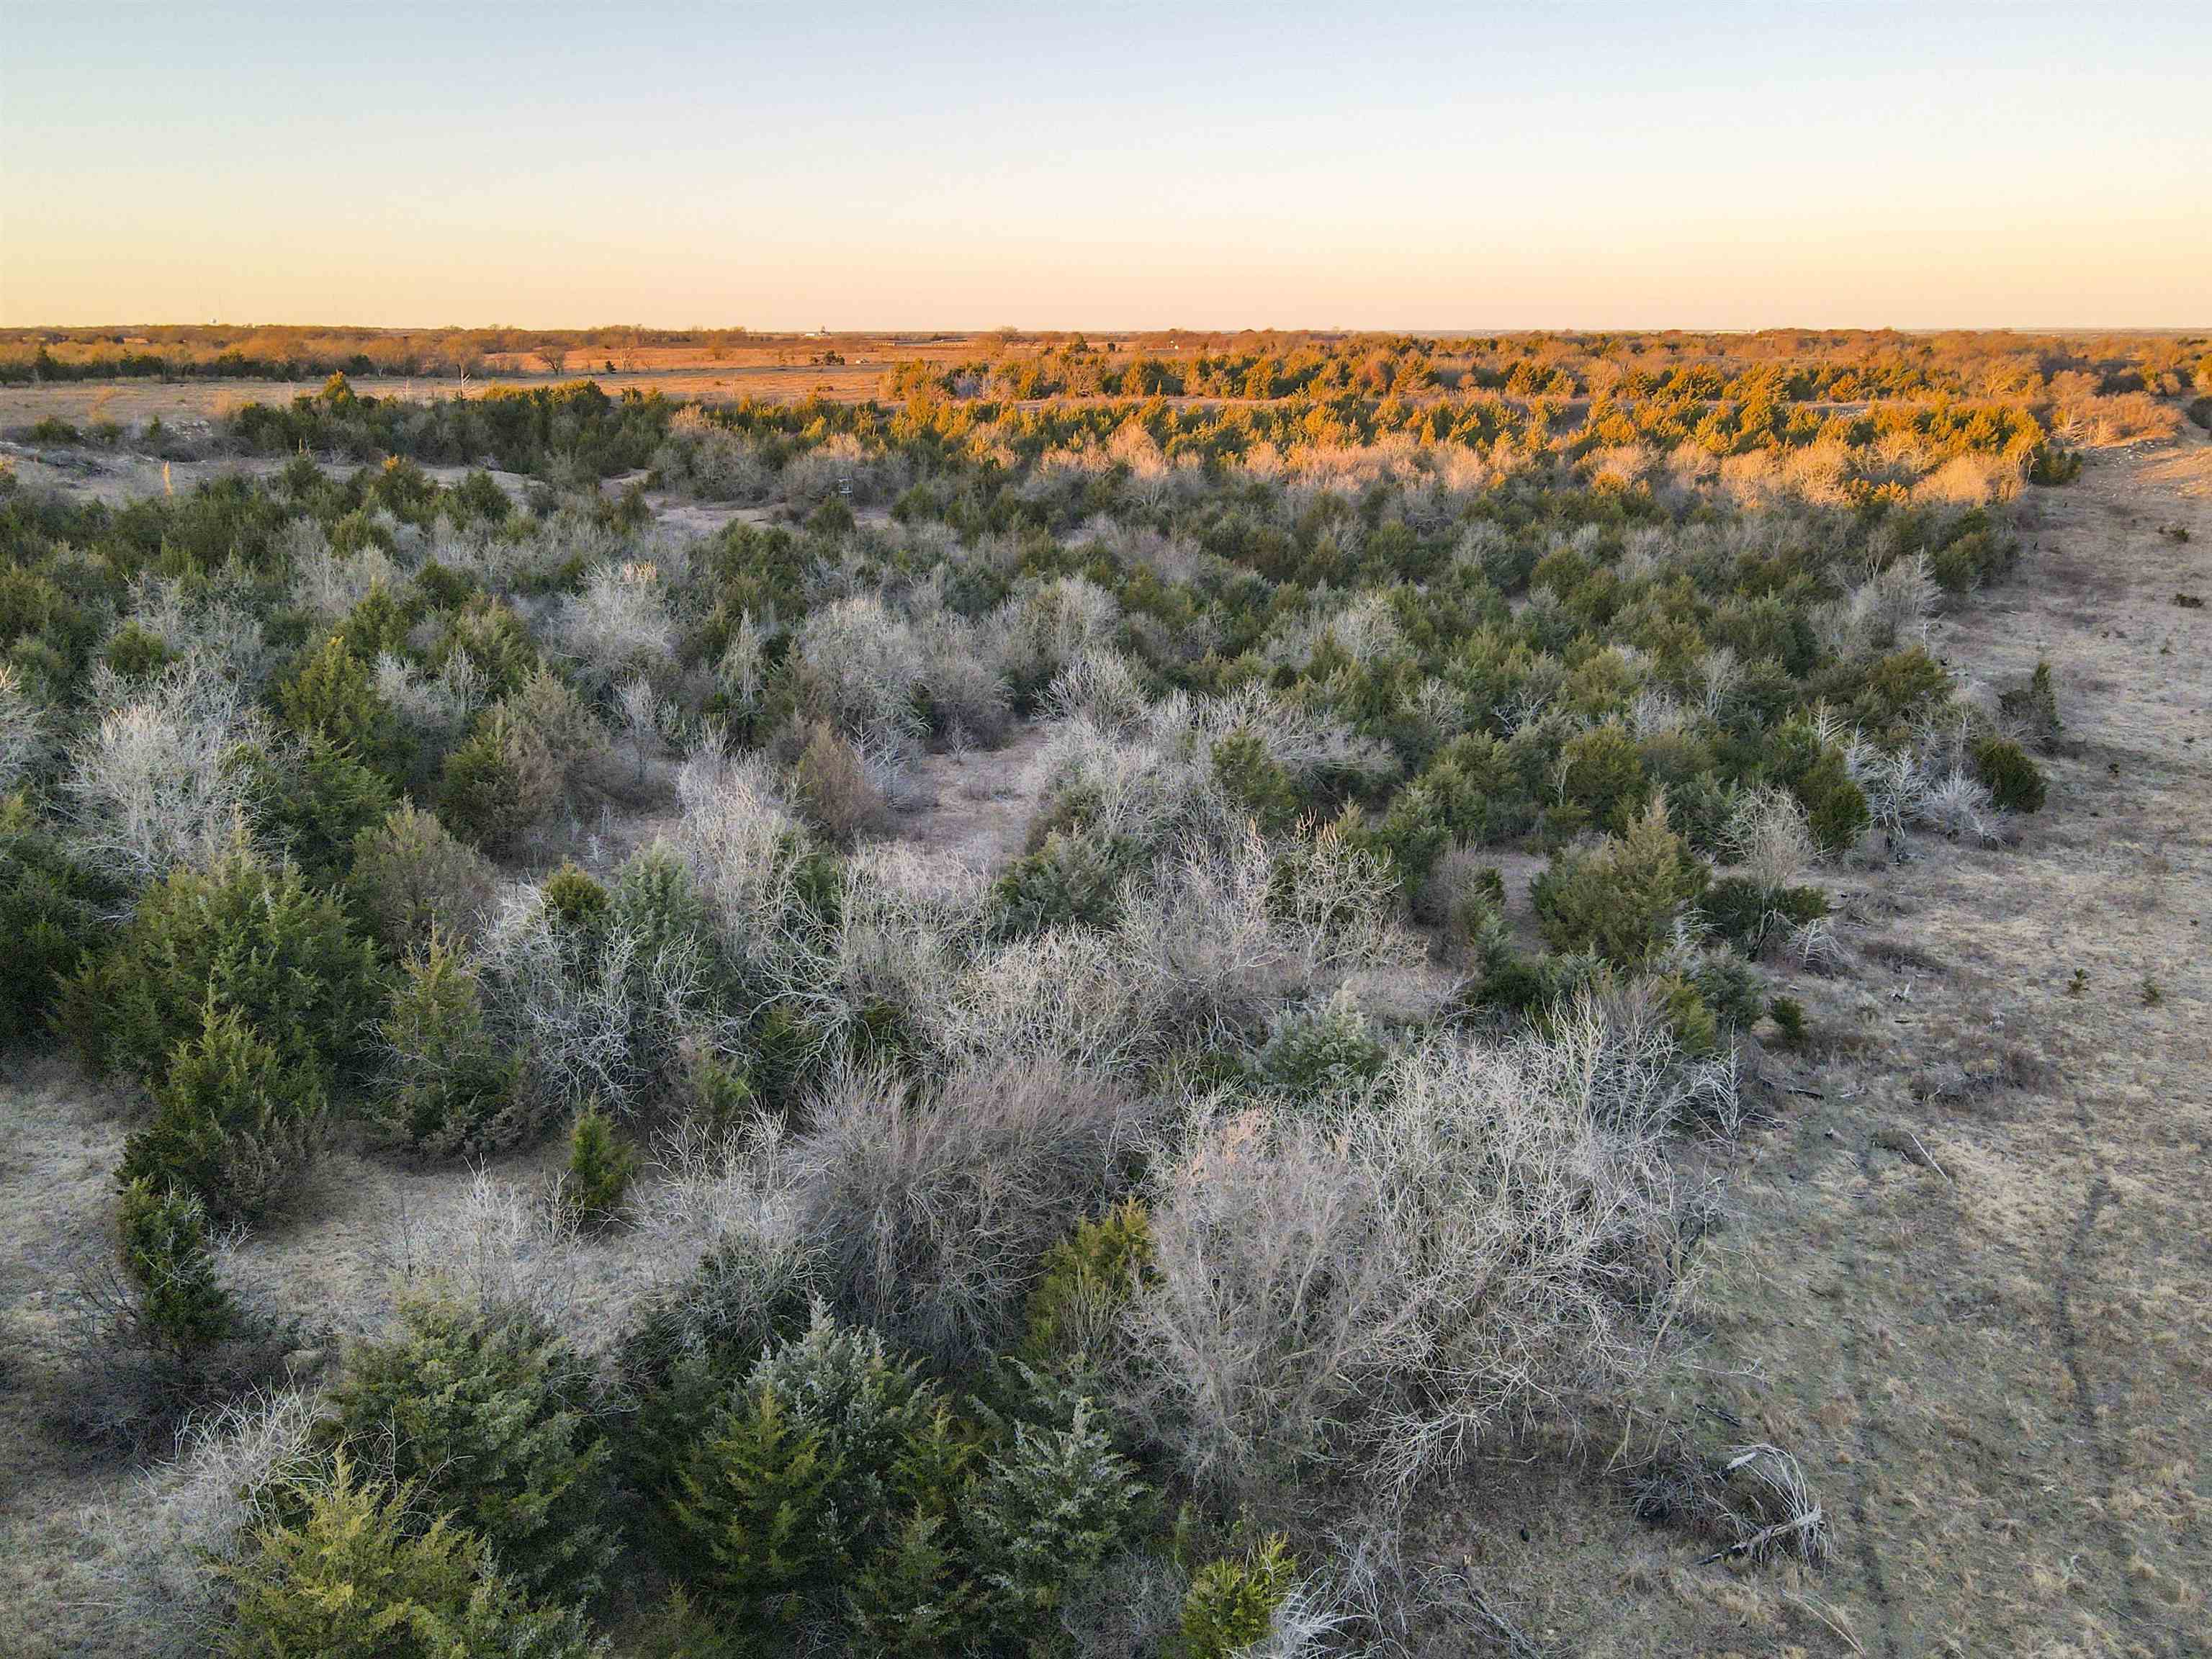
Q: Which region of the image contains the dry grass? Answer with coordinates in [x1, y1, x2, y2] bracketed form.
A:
[1382, 426, 2212, 1656]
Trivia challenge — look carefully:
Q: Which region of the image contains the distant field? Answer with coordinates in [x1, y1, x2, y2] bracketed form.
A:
[0, 364, 889, 428]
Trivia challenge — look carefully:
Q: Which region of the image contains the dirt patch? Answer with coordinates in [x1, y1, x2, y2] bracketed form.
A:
[891, 723, 1056, 876]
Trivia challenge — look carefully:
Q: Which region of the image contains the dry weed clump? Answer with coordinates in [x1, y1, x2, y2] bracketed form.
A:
[82, 1388, 321, 1659]
[1115, 823, 1420, 1050]
[553, 557, 674, 692]
[1126, 1001, 1718, 1508]
[790, 1056, 1148, 1366]
[66, 663, 263, 889]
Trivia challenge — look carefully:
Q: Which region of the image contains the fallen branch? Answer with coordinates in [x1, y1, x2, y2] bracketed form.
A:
[1907, 1129, 1951, 1183]
[1459, 1566, 1549, 1659]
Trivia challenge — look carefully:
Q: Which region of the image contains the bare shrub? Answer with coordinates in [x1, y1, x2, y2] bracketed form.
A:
[793, 591, 930, 745]
[1127, 1007, 1709, 1507]
[1915, 450, 2025, 505]
[373, 649, 482, 761]
[779, 431, 907, 508]
[122, 573, 274, 691]
[377, 1169, 587, 1334]
[1114, 822, 1420, 1048]
[653, 407, 774, 500]
[555, 559, 674, 692]
[761, 841, 976, 1057]
[0, 662, 45, 793]
[1264, 591, 1406, 671]
[934, 925, 1153, 1076]
[66, 663, 263, 889]
[1030, 686, 1390, 863]
[1726, 787, 1817, 886]
[669, 739, 828, 994]
[1817, 553, 1937, 659]
[986, 575, 1122, 697]
[1196, 683, 1396, 791]
[627, 1112, 801, 1274]
[1043, 648, 1151, 733]
[477, 889, 716, 1123]
[285, 518, 403, 621]
[83, 1388, 320, 1659]
[915, 625, 1014, 747]
[712, 611, 773, 716]
[789, 1056, 1146, 1367]
[1058, 1550, 1189, 1659]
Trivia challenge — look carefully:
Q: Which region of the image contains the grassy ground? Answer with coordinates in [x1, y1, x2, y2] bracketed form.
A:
[1409, 431, 2210, 1658]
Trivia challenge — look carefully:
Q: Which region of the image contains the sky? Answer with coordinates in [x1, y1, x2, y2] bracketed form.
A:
[3, 0, 2207, 331]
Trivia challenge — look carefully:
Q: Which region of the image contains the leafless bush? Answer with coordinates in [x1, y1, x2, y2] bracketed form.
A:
[122, 573, 274, 691]
[1028, 706, 1227, 852]
[1127, 1009, 1706, 1508]
[1817, 553, 1936, 658]
[477, 889, 717, 1123]
[284, 518, 403, 621]
[1126, 1104, 1413, 1501]
[0, 662, 45, 792]
[714, 608, 779, 724]
[779, 431, 907, 508]
[1840, 717, 2002, 848]
[933, 925, 1152, 1076]
[2064, 390, 2181, 446]
[1915, 450, 2026, 505]
[763, 842, 976, 1053]
[1918, 768, 2000, 843]
[1726, 787, 1817, 885]
[985, 575, 1122, 693]
[1059, 1550, 1188, 1659]
[1114, 822, 1420, 1048]
[914, 619, 1014, 746]
[1027, 683, 1388, 863]
[373, 649, 481, 757]
[793, 591, 930, 746]
[81, 1388, 319, 1659]
[1264, 590, 1407, 670]
[613, 674, 666, 781]
[1196, 684, 1397, 790]
[628, 1110, 801, 1269]
[1043, 648, 1151, 732]
[377, 1169, 585, 1333]
[554, 559, 675, 692]
[670, 739, 828, 993]
[66, 662, 263, 889]
[789, 1056, 1146, 1366]
[653, 408, 775, 500]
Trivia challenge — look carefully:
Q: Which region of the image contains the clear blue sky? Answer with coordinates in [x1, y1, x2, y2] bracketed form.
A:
[4, 0, 2206, 328]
